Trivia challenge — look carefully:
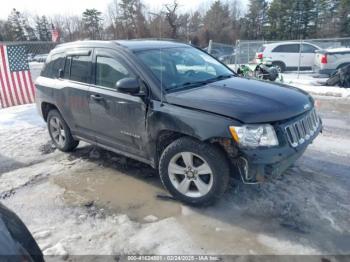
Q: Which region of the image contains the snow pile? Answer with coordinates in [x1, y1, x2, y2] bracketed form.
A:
[257, 235, 319, 255]
[282, 73, 350, 98]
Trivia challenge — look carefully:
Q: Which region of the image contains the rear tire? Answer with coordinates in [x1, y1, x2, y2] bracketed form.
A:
[272, 61, 286, 73]
[159, 137, 230, 206]
[47, 110, 79, 152]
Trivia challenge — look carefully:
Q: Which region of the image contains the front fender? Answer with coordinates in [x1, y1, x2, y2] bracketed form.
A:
[146, 101, 241, 163]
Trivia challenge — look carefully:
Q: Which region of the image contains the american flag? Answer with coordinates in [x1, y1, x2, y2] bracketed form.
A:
[0, 44, 35, 108]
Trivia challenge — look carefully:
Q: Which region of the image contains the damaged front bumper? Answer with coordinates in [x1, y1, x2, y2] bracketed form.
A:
[235, 116, 322, 184]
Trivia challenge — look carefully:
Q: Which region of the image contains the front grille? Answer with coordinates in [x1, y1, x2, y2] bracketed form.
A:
[284, 109, 320, 148]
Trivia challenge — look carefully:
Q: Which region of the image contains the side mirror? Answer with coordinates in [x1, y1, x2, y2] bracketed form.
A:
[116, 78, 140, 94]
[58, 68, 64, 78]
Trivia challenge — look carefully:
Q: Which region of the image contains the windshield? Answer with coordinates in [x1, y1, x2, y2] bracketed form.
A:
[135, 47, 234, 92]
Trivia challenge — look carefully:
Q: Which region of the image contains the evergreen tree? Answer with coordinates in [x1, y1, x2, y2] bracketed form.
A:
[338, 0, 350, 36]
[203, 1, 232, 43]
[267, 0, 314, 40]
[82, 8, 103, 40]
[0, 20, 7, 41]
[118, 0, 149, 39]
[246, 0, 268, 39]
[36, 16, 52, 41]
[7, 8, 26, 41]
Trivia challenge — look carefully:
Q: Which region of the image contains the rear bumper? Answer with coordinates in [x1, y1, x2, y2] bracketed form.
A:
[313, 66, 335, 76]
[237, 120, 322, 182]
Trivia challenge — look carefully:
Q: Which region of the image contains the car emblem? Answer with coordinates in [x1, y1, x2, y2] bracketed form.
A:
[304, 104, 310, 110]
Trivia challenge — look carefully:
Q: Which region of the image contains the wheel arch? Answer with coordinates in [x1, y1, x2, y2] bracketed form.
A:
[272, 61, 286, 71]
[41, 102, 59, 122]
[154, 129, 236, 168]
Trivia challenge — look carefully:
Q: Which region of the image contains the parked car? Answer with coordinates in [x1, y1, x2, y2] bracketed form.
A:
[33, 54, 48, 63]
[256, 42, 321, 72]
[204, 46, 234, 59]
[27, 53, 35, 62]
[203, 47, 222, 58]
[0, 203, 44, 261]
[35, 40, 322, 206]
[314, 47, 350, 75]
[218, 53, 236, 64]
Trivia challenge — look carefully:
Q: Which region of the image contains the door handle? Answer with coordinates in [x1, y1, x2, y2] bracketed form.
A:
[90, 94, 104, 101]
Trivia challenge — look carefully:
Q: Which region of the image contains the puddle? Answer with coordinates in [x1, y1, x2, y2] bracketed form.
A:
[52, 166, 182, 222]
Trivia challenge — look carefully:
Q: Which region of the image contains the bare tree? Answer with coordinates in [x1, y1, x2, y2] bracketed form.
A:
[164, 0, 180, 39]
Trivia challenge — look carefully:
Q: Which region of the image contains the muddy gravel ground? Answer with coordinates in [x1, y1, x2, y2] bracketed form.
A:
[0, 96, 349, 260]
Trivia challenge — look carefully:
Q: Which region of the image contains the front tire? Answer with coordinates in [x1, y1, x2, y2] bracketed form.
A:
[159, 137, 230, 206]
[47, 110, 79, 152]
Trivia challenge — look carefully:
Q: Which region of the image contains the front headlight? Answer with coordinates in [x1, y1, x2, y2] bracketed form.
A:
[229, 124, 279, 148]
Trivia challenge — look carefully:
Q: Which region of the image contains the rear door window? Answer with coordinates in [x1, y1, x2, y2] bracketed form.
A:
[69, 55, 91, 83]
[272, 44, 300, 53]
[301, 44, 317, 53]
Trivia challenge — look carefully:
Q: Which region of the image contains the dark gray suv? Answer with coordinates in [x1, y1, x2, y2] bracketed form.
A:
[35, 40, 322, 206]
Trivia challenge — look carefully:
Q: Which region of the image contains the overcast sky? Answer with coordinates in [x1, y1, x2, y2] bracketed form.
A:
[1, 0, 247, 20]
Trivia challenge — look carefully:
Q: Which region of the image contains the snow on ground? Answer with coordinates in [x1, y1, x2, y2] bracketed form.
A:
[0, 105, 200, 256]
[227, 64, 350, 98]
[282, 72, 350, 98]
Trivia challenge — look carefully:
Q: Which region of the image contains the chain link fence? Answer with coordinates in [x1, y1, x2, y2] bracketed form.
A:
[207, 37, 350, 75]
[206, 40, 235, 63]
[234, 37, 350, 67]
[1, 41, 58, 58]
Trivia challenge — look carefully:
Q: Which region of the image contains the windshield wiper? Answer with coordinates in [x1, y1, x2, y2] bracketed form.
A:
[167, 74, 234, 91]
[206, 74, 234, 82]
[166, 80, 209, 91]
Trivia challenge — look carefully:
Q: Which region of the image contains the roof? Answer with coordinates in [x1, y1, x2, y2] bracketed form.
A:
[263, 41, 319, 47]
[54, 39, 189, 52]
[115, 39, 189, 51]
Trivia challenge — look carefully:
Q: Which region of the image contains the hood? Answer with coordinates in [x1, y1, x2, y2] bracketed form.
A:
[165, 77, 313, 124]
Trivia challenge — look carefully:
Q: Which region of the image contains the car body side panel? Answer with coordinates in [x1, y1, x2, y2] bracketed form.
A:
[89, 85, 149, 158]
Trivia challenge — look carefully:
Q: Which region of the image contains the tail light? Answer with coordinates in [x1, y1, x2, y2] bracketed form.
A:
[257, 53, 263, 59]
[320, 54, 327, 64]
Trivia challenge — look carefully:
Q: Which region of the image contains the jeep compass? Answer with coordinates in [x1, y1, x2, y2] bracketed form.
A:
[35, 40, 322, 206]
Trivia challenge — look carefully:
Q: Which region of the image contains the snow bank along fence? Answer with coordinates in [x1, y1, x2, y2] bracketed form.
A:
[207, 37, 350, 71]
[0, 41, 57, 108]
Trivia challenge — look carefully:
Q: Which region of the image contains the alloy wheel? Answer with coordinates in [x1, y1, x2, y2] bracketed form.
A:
[168, 152, 213, 198]
[49, 116, 66, 147]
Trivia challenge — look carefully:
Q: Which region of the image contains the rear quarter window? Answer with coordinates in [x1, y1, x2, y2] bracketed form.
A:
[40, 53, 65, 78]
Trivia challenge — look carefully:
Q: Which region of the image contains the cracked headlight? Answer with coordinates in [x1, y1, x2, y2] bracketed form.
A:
[229, 124, 279, 148]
